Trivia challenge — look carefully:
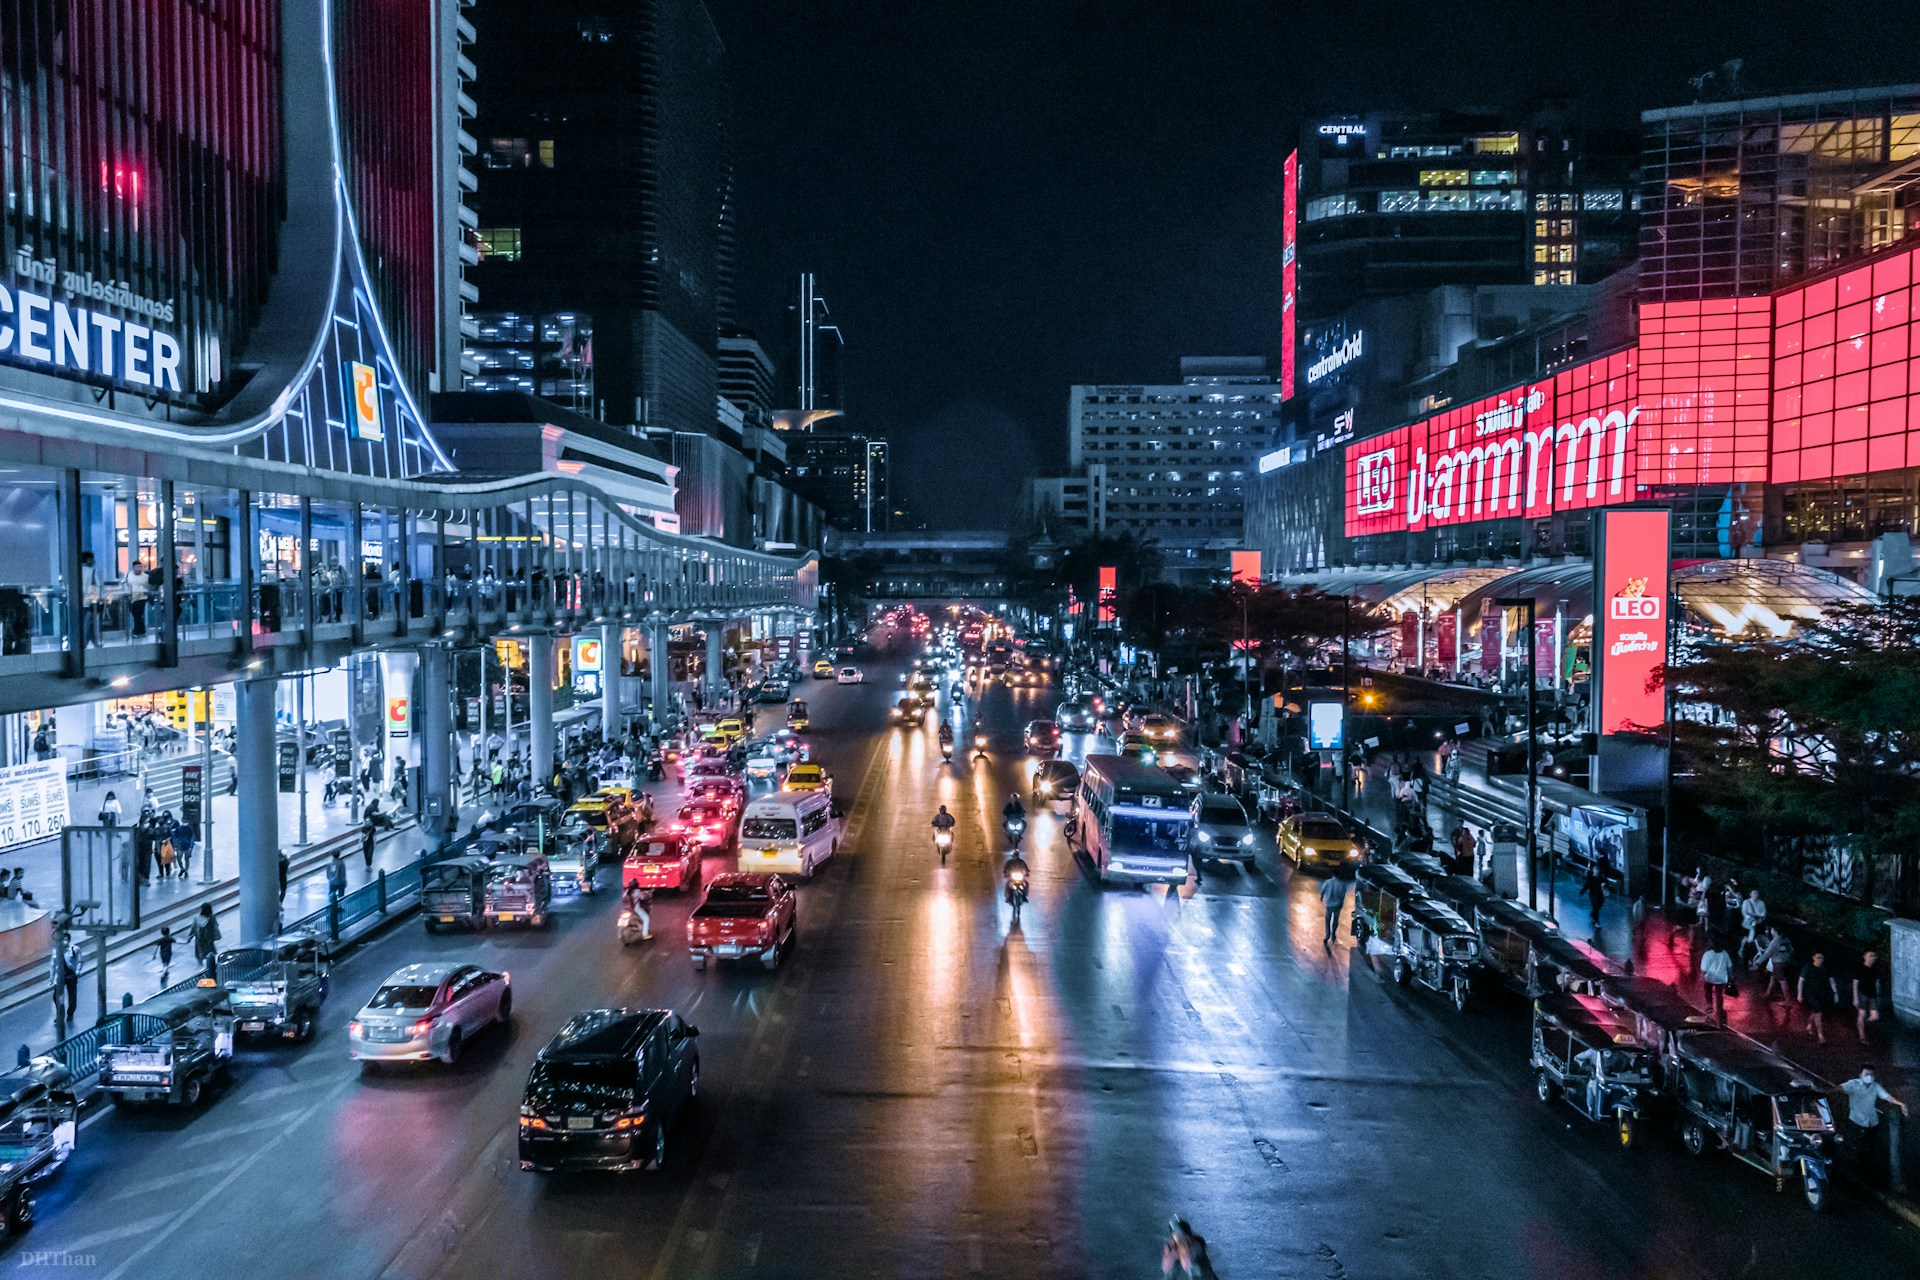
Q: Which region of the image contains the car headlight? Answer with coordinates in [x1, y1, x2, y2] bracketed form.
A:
[1241, 833, 1256, 846]
[1196, 831, 1212, 843]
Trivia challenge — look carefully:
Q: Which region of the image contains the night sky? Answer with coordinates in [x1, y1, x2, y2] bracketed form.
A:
[714, 0, 1920, 529]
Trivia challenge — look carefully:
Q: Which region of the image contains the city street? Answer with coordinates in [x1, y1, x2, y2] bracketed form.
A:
[8, 663, 1916, 1279]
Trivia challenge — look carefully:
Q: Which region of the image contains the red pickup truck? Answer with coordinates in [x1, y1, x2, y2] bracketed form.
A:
[687, 873, 796, 971]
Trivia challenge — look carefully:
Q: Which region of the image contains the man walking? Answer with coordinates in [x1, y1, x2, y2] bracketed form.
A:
[1798, 951, 1840, 1044]
[191, 904, 220, 980]
[1700, 937, 1734, 1024]
[326, 852, 347, 906]
[1855, 950, 1890, 1046]
[60, 942, 80, 1020]
[1320, 872, 1350, 950]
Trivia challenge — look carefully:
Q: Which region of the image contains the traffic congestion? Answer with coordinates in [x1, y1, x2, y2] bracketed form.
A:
[0, 604, 1913, 1277]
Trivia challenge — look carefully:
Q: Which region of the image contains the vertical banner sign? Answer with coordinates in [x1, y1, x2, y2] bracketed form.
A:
[1281, 149, 1298, 401]
[1097, 566, 1117, 624]
[1594, 507, 1671, 734]
[1399, 611, 1419, 663]
[1534, 619, 1557, 682]
[348, 361, 382, 441]
[1436, 613, 1458, 669]
[1479, 612, 1502, 675]
[387, 693, 413, 738]
[0, 759, 71, 851]
[1229, 550, 1261, 585]
[179, 763, 204, 828]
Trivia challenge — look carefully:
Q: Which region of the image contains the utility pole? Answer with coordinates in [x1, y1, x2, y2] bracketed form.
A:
[1340, 596, 1352, 813]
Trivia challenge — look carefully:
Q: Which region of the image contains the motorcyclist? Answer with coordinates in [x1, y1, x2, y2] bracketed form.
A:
[1002, 794, 1026, 826]
[931, 804, 957, 834]
[620, 879, 652, 941]
[1003, 848, 1031, 908]
[937, 722, 955, 748]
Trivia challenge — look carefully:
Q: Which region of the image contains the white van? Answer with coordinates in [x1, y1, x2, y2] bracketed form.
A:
[738, 790, 837, 878]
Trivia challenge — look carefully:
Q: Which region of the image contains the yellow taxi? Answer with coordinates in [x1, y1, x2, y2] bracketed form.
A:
[1277, 812, 1364, 869]
[812, 659, 834, 679]
[782, 763, 831, 798]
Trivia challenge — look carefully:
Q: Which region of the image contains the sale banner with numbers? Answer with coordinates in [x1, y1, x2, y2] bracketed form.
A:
[0, 759, 71, 850]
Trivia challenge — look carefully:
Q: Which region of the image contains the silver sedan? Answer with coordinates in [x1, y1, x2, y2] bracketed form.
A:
[349, 962, 512, 1066]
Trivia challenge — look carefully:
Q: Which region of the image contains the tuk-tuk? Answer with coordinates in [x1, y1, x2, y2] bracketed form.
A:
[549, 819, 600, 895]
[1596, 975, 1718, 1089]
[1461, 891, 1562, 995]
[498, 797, 566, 856]
[98, 985, 235, 1108]
[1668, 1029, 1838, 1210]
[1530, 932, 1623, 995]
[484, 854, 552, 927]
[1389, 893, 1481, 1012]
[1531, 992, 1658, 1148]
[0, 1062, 76, 1234]
[422, 855, 492, 931]
[787, 699, 809, 731]
[218, 933, 332, 1041]
[1350, 862, 1423, 949]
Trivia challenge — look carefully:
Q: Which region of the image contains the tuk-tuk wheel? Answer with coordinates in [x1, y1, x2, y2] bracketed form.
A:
[6, 1186, 32, 1235]
[1804, 1173, 1829, 1212]
[425, 919, 440, 935]
[1534, 1072, 1556, 1105]
[1680, 1119, 1707, 1157]
[182, 1077, 203, 1108]
[292, 1013, 316, 1043]
[1392, 958, 1411, 986]
[1617, 1114, 1635, 1149]
[1450, 980, 1470, 1013]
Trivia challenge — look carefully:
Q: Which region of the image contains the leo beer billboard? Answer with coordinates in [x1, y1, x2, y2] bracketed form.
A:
[1593, 508, 1670, 735]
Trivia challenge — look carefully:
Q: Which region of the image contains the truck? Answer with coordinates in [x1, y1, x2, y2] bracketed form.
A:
[98, 985, 234, 1108]
[218, 934, 332, 1042]
[687, 873, 796, 971]
[0, 1062, 77, 1234]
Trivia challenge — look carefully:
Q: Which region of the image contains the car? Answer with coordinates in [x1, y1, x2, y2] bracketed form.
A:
[1278, 812, 1365, 869]
[757, 680, 790, 704]
[836, 665, 864, 684]
[782, 763, 831, 797]
[566, 794, 643, 858]
[1023, 719, 1062, 754]
[744, 744, 786, 785]
[812, 659, 834, 679]
[1192, 794, 1257, 865]
[688, 873, 797, 971]
[350, 963, 511, 1067]
[1030, 757, 1080, 806]
[674, 799, 738, 850]
[518, 1009, 700, 1172]
[1118, 732, 1159, 764]
[787, 699, 810, 731]
[1163, 764, 1204, 794]
[890, 697, 926, 727]
[768, 729, 810, 762]
[1056, 700, 1098, 732]
[1139, 714, 1181, 744]
[622, 832, 703, 892]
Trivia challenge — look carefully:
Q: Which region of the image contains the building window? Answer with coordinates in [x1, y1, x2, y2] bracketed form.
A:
[1471, 132, 1520, 155]
[477, 227, 522, 261]
[1580, 189, 1623, 211]
[537, 139, 556, 168]
[486, 137, 529, 169]
[1379, 190, 1421, 213]
[1420, 169, 1470, 187]
[1470, 169, 1517, 186]
[1305, 195, 1360, 221]
[1471, 190, 1524, 211]
[1533, 268, 1575, 286]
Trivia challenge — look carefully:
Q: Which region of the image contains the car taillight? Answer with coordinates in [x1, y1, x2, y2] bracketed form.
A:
[410, 1018, 435, 1037]
[348, 1020, 363, 1036]
[519, 1115, 550, 1131]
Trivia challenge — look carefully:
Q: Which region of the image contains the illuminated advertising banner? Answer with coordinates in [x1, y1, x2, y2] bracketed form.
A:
[1307, 701, 1343, 750]
[1639, 297, 1772, 487]
[1097, 565, 1117, 624]
[1344, 351, 1638, 536]
[1229, 550, 1261, 584]
[1593, 508, 1670, 735]
[1479, 612, 1501, 675]
[1281, 150, 1298, 401]
[1435, 612, 1457, 668]
[1399, 610, 1418, 660]
[349, 360, 383, 441]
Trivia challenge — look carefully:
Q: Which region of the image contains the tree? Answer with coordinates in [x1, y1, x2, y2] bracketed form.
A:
[1665, 600, 1920, 909]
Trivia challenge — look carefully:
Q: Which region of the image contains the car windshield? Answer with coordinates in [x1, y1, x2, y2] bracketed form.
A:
[1111, 812, 1191, 853]
[367, 983, 439, 1010]
[742, 816, 799, 839]
[1300, 820, 1348, 841]
[572, 809, 609, 827]
[1201, 801, 1247, 826]
[682, 805, 722, 822]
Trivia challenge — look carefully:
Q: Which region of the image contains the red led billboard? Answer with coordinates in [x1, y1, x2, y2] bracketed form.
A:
[1343, 351, 1637, 536]
[1281, 150, 1298, 401]
[1638, 297, 1773, 488]
[1097, 565, 1117, 624]
[1770, 240, 1920, 484]
[1229, 550, 1262, 584]
[1594, 508, 1670, 735]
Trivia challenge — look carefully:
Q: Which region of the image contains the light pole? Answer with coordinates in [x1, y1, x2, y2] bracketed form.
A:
[1340, 595, 1352, 813]
[1498, 596, 1539, 911]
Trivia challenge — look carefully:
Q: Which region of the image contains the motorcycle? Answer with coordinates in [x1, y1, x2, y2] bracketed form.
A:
[1005, 866, 1029, 924]
[934, 829, 954, 864]
[617, 905, 650, 946]
[973, 733, 988, 760]
[1004, 815, 1027, 845]
[940, 739, 953, 763]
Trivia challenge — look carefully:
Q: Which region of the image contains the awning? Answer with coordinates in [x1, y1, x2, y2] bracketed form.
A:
[1674, 558, 1875, 637]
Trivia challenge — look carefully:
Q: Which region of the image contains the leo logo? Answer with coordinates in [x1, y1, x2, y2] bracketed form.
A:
[1609, 595, 1660, 621]
[1354, 447, 1396, 514]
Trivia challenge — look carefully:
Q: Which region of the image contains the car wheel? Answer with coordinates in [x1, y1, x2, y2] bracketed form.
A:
[293, 1011, 316, 1043]
[182, 1076, 203, 1108]
[444, 1028, 462, 1065]
[652, 1121, 669, 1169]
[688, 1057, 700, 1101]
[1392, 958, 1411, 986]
[424, 919, 440, 935]
[762, 941, 782, 970]
[496, 988, 513, 1023]
[1534, 1072, 1556, 1104]
[7, 1186, 33, 1235]
[1681, 1119, 1707, 1157]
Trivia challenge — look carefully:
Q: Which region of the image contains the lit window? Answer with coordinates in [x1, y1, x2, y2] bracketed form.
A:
[1379, 190, 1420, 213]
[477, 228, 522, 261]
[1470, 170, 1516, 186]
[1419, 169, 1470, 187]
[537, 140, 556, 168]
[1471, 133, 1520, 155]
[1580, 189, 1623, 211]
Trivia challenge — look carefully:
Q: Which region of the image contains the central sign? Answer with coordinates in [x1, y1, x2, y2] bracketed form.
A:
[1593, 508, 1670, 736]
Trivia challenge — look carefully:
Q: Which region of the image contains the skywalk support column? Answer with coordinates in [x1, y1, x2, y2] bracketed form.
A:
[529, 632, 556, 788]
[601, 623, 620, 743]
[649, 621, 672, 730]
[420, 643, 454, 831]
[235, 677, 281, 942]
[705, 623, 726, 708]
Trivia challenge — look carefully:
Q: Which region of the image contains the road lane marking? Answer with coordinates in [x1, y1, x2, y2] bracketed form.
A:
[37, 1211, 177, 1254]
[103, 1155, 245, 1202]
[174, 1112, 289, 1148]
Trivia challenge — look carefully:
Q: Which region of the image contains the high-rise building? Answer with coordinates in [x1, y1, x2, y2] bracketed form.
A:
[1295, 106, 1637, 324]
[467, 0, 728, 434]
[779, 421, 889, 532]
[1069, 358, 1281, 578]
[786, 272, 845, 412]
[1640, 85, 1920, 303]
[718, 333, 778, 431]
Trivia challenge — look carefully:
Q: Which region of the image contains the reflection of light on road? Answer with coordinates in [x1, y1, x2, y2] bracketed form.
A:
[925, 886, 960, 1017]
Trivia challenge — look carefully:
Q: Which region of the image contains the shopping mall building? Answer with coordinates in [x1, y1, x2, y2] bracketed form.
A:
[0, 3, 813, 940]
[1249, 84, 1920, 688]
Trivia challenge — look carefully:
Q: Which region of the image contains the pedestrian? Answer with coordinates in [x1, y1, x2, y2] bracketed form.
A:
[191, 904, 220, 980]
[1700, 937, 1734, 1024]
[1161, 1217, 1218, 1280]
[32, 725, 50, 760]
[1797, 951, 1840, 1043]
[152, 926, 175, 983]
[1319, 872, 1350, 950]
[360, 810, 379, 872]
[156, 830, 176, 880]
[326, 852, 347, 903]
[1582, 866, 1606, 930]
[1449, 823, 1477, 878]
[60, 941, 80, 1015]
[278, 850, 291, 903]
[98, 790, 122, 828]
[1854, 950, 1890, 1046]
[1739, 888, 1768, 959]
[1757, 926, 1795, 1001]
[1840, 1066, 1909, 1165]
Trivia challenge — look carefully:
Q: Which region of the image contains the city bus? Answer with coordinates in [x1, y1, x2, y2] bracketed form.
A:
[1071, 754, 1196, 885]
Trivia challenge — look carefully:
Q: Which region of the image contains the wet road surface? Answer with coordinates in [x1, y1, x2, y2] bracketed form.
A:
[10, 660, 1916, 1278]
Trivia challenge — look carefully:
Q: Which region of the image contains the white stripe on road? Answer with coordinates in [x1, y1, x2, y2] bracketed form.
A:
[36, 1211, 178, 1254]
[173, 1111, 291, 1148]
[103, 1155, 245, 1202]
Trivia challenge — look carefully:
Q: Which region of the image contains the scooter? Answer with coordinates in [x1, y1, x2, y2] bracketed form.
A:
[1004, 815, 1027, 845]
[1005, 866, 1029, 924]
[618, 902, 651, 946]
[973, 733, 989, 760]
[934, 829, 953, 864]
[940, 739, 953, 763]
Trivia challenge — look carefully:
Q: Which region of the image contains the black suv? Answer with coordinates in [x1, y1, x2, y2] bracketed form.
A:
[518, 1008, 699, 1172]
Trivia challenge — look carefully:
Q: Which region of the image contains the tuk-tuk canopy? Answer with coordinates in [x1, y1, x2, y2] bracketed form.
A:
[1672, 1029, 1830, 1096]
[424, 856, 492, 885]
[1598, 975, 1715, 1033]
[128, 984, 232, 1028]
[1357, 863, 1422, 897]
[1535, 993, 1653, 1051]
[219, 932, 328, 969]
[0, 1061, 73, 1119]
[1399, 894, 1477, 938]
[1532, 933, 1623, 985]
[1474, 896, 1559, 941]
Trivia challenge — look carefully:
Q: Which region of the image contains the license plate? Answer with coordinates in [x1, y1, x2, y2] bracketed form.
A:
[566, 1116, 593, 1130]
[497, 913, 516, 921]
[241, 1021, 266, 1032]
[439, 916, 455, 923]
[116, 1073, 163, 1084]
